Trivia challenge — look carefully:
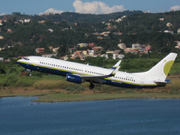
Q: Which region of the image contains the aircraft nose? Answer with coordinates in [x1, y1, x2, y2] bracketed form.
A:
[17, 59, 23, 63]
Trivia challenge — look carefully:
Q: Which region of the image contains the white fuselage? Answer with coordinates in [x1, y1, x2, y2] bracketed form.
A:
[17, 56, 162, 88]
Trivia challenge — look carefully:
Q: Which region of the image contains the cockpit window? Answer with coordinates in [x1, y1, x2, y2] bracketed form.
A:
[24, 58, 29, 60]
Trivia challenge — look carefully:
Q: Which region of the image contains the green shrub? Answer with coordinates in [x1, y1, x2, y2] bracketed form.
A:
[16, 77, 37, 87]
[65, 84, 84, 92]
[0, 74, 18, 87]
[170, 85, 180, 94]
[33, 80, 67, 89]
[0, 75, 7, 87]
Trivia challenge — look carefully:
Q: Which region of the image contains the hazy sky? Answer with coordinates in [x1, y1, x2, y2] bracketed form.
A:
[0, 0, 180, 15]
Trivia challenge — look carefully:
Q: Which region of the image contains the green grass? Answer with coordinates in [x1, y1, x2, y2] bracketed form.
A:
[1, 59, 180, 102]
[34, 92, 180, 102]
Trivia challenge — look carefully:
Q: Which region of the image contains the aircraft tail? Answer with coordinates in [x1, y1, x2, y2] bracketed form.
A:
[135, 53, 177, 82]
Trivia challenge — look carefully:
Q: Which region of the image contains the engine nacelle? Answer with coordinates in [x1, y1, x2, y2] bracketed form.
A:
[66, 73, 83, 84]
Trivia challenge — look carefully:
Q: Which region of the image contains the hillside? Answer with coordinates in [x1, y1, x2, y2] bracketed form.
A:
[0, 11, 180, 58]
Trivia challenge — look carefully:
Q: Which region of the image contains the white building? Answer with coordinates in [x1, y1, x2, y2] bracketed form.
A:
[77, 43, 88, 48]
[164, 30, 173, 34]
[132, 43, 141, 49]
[42, 54, 57, 58]
[0, 36, 4, 40]
[118, 43, 126, 49]
[177, 28, 180, 34]
[88, 50, 95, 56]
[166, 22, 172, 27]
[159, 18, 164, 21]
[0, 57, 3, 61]
[113, 54, 124, 60]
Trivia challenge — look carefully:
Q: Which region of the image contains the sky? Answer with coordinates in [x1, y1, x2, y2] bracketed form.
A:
[0, 0, 180, 15]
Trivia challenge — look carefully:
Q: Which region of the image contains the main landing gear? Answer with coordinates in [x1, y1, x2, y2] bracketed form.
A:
[89, 82, 94, 90]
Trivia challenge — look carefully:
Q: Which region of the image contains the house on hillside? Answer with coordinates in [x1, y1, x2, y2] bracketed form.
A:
[166, 22, 172, 27]
[77, 43, 88, 48]
[7, 29, 12, 33]
[61, 55, 68, 60]
[87, 49, 95, 56]
[124, 48, 138, 54]
[0, 47, 4, 51]
[71, 51, 86, 60]
[118, 43, 126, 49]
[177, 28, 180, 34]
[42, 54, 57, 58]
[0, 20, 3, 25]
[48, 29, 54, 33]
[164, 30, 173, 34]
[92, 46, 104, 55]
[52, 47, 60, 54]
[106, 50, 114, 54]
[38, 20, 46, 24]
[19, 19, 31, 23]
[124, 43, 151, 54]
[101, 31, 110, 37]
[68, 47, 76, 54]
[49, 46, 53, 50]
[88, 43, 96, 48]
[113, 54, 124, 60]
[101, 54, 108, 59]
[115, 18, 123, 23]
[132, 43, 141, 49]
[145, 45, 152, 52]
[175, 41, 180, 49]
[24, 19, 31, 23]
[35, 48, 45, 54]
[159, 18, 165, 21]
[0, 57, 3, 61]
[0, 36, 4, 40]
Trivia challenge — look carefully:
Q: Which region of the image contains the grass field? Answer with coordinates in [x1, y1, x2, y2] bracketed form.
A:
[0, 75, 180, 102]
[0, 59, 180, 102]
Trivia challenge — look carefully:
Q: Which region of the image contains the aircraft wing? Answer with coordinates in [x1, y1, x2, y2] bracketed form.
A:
[81, 66, 120, 83]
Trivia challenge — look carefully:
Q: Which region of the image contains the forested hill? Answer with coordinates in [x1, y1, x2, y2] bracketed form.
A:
[44, 11, 143, 24]
[119, 11, 180, 33]
[0, 11, 180, 58]
[0, 11, 142, 24]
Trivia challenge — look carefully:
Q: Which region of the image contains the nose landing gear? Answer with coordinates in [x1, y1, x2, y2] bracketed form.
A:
[26, 69, 32, 76]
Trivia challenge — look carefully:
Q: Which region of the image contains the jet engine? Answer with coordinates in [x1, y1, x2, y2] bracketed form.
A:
[66, 73, 83, 84]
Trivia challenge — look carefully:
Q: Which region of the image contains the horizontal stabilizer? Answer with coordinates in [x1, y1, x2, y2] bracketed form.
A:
[165, 79, 171, 83]
[154, 81, 167, 84]
[154, 81, 167, 87]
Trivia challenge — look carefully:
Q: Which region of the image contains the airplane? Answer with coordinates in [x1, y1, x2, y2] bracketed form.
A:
[17, 53, 177, 90]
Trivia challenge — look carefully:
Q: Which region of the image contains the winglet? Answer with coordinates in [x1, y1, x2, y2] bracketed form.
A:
[112, 60, 121, 69]
[110, 66, 120, 76]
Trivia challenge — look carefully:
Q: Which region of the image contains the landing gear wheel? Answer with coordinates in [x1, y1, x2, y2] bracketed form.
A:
[89, 82, 94, 90]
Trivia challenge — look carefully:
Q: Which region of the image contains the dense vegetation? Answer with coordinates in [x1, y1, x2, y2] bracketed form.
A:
[0, 11, 180, 58]
[0, 11, 142, 24]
